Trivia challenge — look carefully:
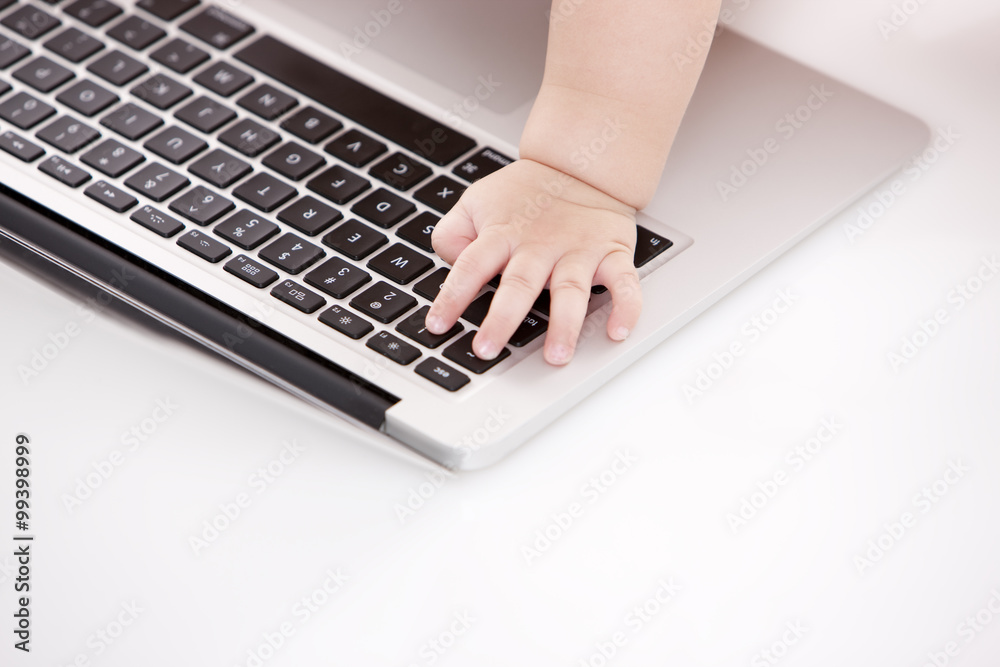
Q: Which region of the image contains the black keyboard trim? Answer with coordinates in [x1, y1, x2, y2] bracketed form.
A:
[0, 184, 399, 430]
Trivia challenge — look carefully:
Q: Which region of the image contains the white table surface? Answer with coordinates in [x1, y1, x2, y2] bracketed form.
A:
[2, 1, 999, 665]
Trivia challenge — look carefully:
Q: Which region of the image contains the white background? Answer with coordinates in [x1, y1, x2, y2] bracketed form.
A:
[2, 0, 999, 665]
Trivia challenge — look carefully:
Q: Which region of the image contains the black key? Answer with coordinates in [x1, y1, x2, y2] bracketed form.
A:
[65, 0, 123, 27]
[213, 209, 278, 249]
[87, 50, 147, 85]
[531, 290, 551, 317]
[307, 165, 369, 205]
[258, 232, 323, 274]
[413, 266, 449, 301]
[131, 73, 191, 109]
[100, 102, 162, 139]
[366, 331, 420, 366]
[124, 162, 189, 201]
[270, 279, 325, 314]
[351, 188, 415, 228]
[188, 148, 251, 188]
[634, 225, 673, 268]
[277, 196, 340, 236]
[39, 155, 91, 187]
[263, 142, 324, 181]
[56, 80, 119, 117]
[106, 15, 166, 51]
[367, 243, 433, 285]
[0, 37, 31, 69]
[325, 128, 384, 167]
[180, 7, 253, 50]
[370, 152, 432, 191]
[136, 0, 199, 21]
[281, 106, 340, 144]
[130, 205, 185, 237]
[169, 185, 233, 225]
[0, 80, 8, 97]
[453, 147, 513, 183]
[414, 175, 466, 214]
[44, 27, 104, 63]
[304, 256, 370, 299]
[150, 38, 208, 74]
[218, 118, 279, 157]
[85, 179, 137, 212]
[414, 358, 469, 392]
[396, 306, 463, 349]
[236, 36, 476, 165]
[349, 281, 416, 323]
[237, 83, 295, 121]
[174, 95, 235, 133]
[0, 130, 45, 162]
[224, 254, 278, 289]
[233, 172, 296, 212]
[396, 211, 439, 253]
[13, 57, 74, 93]
[318, 304, 372, 340]
[144, 125, 207, 164]
[177, 228, 231, 262]
[508, 312, 547, 348]
[0, 92, 56, 129]
[460, 291, 493, 326]
[3, 6, 61, 41]
[322, 219, 386, 260]
[0, 0, 14, 10]
[80, 138, 143, 177]
[36, 116, 100, 153]
[193, 61, 252, 97]
[443, 331, 510, 374]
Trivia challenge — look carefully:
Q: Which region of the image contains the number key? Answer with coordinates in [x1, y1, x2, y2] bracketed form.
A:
[349, 281, 416, 323]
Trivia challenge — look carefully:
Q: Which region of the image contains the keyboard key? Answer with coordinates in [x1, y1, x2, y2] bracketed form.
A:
[85, 179, 137, 212]
[136, 0, 200, 21]
[414, 175, 466, 214]
[213, 210, 278, 249]
[322, 219, 386, 260]
[258, 233, 324, 274]
[106, 15, 166, 51]
[150, 38, 208, 74]
[193, 60, 253, 97]
[124, 162, 189, 201]
[224, 254, 278, 289]
[325, 128, 385, 167]
[218, 118, 279, 157]
[44, 27, 104, 63]
[367, 331, 420, 366]
[452, 147, 513, 183]
[370, 152, 432, 191]
[306, 164, 369, 205]
[443, 332, 510, 374]
[0, 37, 31, 69]
[39, 155, 91, 187]
[131, 73, 192, 109]
[0, 92, 56, 129]
[36, 116, 100, 153]
[349, 281, 416, 323]
[414, 358, 469, 392]
[56, 79, 119, 116]
[277, 196, 340, 236]
[169, 185, 233, 225]
[130, 205, 185, 237]
[177, 228, 231, 262]
[144, 125, 207, 164]
[460, 291, 493, 326]
[396, 211, 439, 253]
[351, 188, 416, 228]
[80, 138, 143, 177]
[281, 106, 340, 144]
[64, 0, 123, 27]
[634, 225, 673, 268]
[100, 102, 162, 139]
[304, 256, 370, 299]
[318, 304, 372, 340]
[13, 57, 74, 93]
[263, 142, 324, 181]
[508, 312, 547, 348]
[0, 130, 45, 162]
[367, 243, 433, 284]
[87, 50, 147, 85]
[396, 306, 463, 349]
[270, 279, 325, 314]
[174, 95, 236, 133]
[238, 83, 296, 121]
[181, 7, 253, 50]
[2, 6, 61, 41]
[233, 172, 296, 212]
[413, 266, 449, 301]
[188, 148, 251, 188]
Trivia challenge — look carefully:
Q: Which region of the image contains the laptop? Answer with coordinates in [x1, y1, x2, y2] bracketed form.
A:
[0, 0, 928, 468]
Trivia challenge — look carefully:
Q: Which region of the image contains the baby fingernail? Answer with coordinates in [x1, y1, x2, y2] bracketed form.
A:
[613, 326, 630, 341]
[476, 340, 498, 360]
[426, 314, 446, 333]
[547, 344, 572, 365]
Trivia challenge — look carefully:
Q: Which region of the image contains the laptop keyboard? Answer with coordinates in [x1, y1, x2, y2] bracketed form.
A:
[0, 0, 674, 393]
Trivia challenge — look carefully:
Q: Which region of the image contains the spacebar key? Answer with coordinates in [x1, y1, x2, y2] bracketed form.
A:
[235, 36, 476, 166]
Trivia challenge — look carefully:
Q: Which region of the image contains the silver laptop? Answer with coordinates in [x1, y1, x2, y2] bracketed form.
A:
[0, 0, 927, 468]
